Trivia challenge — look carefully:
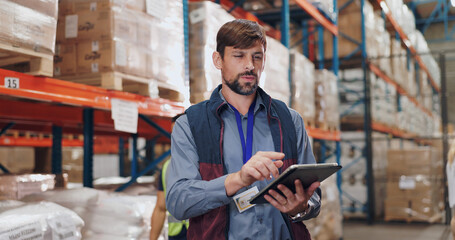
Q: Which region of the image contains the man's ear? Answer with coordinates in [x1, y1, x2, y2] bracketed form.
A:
[213, 51, 223, 70]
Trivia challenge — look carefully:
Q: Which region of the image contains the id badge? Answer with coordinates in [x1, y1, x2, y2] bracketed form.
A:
[233, 186, 259, 213]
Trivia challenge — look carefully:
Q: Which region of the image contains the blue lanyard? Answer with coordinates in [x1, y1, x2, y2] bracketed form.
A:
[228, 100, 256, 165]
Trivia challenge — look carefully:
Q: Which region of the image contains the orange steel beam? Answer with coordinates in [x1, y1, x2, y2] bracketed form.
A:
[307, 126, 341, 141]
[294, 0, 338, 36]
[369, 63, 433, 117]
[187, 0, 281, 40]
[0, 69, 185, 118]
[371, 121, 416, 139]
[0, 98, 173, 140]
[0, 136, 83, 147]
[376, 0, 440, 92]
[217, 0, 282, 40]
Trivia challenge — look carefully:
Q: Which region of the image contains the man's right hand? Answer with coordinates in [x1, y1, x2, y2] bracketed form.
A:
[225, 151, 284, 196]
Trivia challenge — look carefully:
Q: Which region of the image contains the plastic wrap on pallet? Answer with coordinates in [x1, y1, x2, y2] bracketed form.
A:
[260, 37, 290, 104]
[56, 0, 185, 93]
[0, 174, 56, 200]
[290, 50, 315, 123]
[306, 0, 335, 20]
[59, 0, 145, 15]
[188, 1, 235, 103]
[314, 69, 339, 130]
[0, 1, 57, 55]
[0, 201, 84, 240]
[340, 132, 390, 218]
[305, 175, 342, 240]
[338, 68, 365, 117]
[22, 188, 158, 239]
[384, 0, 416, 36]
[385, 148, 444, 222]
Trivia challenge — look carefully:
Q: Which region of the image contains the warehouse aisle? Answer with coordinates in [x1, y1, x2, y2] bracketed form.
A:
[343, 221, 452, 240]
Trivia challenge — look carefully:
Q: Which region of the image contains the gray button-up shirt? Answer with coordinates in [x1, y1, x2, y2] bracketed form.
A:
[166, 91, 320, 240]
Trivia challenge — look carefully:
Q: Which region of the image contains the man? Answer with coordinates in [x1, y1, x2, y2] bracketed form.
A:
[166, 19, 321, 240]
[150, 160, 188, 240]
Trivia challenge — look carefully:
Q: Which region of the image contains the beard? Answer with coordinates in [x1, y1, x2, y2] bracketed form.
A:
[223, 70, 258, 96]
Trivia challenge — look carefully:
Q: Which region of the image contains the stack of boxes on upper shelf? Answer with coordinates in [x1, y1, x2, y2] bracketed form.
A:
[189, 1, 340, 133]
[0, 0, 58, 76]
[55, 0, 186, 100]
[331, 0, 440, 138]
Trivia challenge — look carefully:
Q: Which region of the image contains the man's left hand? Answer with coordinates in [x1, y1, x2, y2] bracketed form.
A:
[263, 180, 320, 216]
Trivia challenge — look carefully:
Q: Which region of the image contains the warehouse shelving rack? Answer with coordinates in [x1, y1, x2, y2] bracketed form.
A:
[407, 0, 455, 43]
[337, 0, 443, 224]
[0, 68, 185, 188]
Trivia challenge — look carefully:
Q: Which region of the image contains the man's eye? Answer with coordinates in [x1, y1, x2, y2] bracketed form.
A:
[234, 55, 242, 58]
[254, 56, 262, 59]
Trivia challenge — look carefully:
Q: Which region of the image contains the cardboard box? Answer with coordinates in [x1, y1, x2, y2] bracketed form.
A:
[12, 0, 58, 19]
[0, 147, 35, 173]
[76, 39, 116, 74]
[54, 43, 77, 76]
[0, 1, 57, 55]
[59, 0, 145, 15]
[57, 8, 137, 44]
[0, 174, 55, 200]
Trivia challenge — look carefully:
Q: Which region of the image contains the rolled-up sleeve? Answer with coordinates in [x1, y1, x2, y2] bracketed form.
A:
[165, 115, 231, 220]
[290, 108, 321, 220]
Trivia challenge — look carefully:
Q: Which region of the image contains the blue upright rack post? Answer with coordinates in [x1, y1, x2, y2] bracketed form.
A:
[51, 125, 62, 174]
[83, 108, 94, 188]
[360, 0, 374, 224]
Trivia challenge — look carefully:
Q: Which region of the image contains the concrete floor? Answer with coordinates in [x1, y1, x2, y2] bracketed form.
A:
[343, 221, 452, 240]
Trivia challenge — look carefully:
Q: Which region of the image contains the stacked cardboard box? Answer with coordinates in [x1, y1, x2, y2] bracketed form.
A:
[321, 0, 391, 78]
[55, 0, 185, 97]
[0, 147, 35, 174]
[188, 1, 235, 103]
[290, 50, 315, 124]
[0, 0, 58, 55]
[340, 132, 389, 218]
[306, 175, 342, 240]
[260, 37, 290, 104]
[0, 174, 55, 200]
[314, 69, 339, 130]
[385, 148, 444, 222]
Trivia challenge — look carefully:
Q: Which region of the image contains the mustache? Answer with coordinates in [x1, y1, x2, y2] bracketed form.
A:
[239, 70, 257, 78]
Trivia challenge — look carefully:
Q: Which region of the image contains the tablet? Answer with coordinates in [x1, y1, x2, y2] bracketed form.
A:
[249, 163, 342, 204]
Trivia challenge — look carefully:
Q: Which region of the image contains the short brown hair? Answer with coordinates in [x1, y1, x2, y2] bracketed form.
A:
[216, 19, 267, 59]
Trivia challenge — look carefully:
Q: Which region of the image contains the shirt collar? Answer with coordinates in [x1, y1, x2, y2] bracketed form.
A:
[218, 89, 265, 115]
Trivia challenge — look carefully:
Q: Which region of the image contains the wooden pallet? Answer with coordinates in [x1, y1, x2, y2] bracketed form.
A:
[60, 72, 185, 101]
[317, 121, 340, 132]
[0, 42, 53, 77]
[303, 118, 316, 129]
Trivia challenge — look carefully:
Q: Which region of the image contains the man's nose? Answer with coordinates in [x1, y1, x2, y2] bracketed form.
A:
[245, 57, 255, 71]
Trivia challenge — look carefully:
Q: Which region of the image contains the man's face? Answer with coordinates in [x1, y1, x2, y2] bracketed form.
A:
[214, 41, 265, 96]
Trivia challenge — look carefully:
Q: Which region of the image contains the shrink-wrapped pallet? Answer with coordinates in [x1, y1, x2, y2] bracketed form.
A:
[260, 37, 290, 104]
[290, 50, 315, 124]
[188, 1, 235, 103]
[314, 69, 339, 131]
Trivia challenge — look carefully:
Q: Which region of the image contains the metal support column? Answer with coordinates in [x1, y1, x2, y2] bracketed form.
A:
[51, 125, 62, 174]
[317, 25, 325, 69]
[440, 53, 450, 224]
[281, 0, 291, 105]
[83, 108, 94, 188]
[360, 0, 374, 224]
[119, 137, 125, 177]
[183, 0, 190, 103]
[131, 134, 138, 178]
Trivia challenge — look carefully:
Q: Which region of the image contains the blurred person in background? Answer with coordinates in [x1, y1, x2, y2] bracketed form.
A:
[150, 160, 188, 240]
[447, 140, 455, 240]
